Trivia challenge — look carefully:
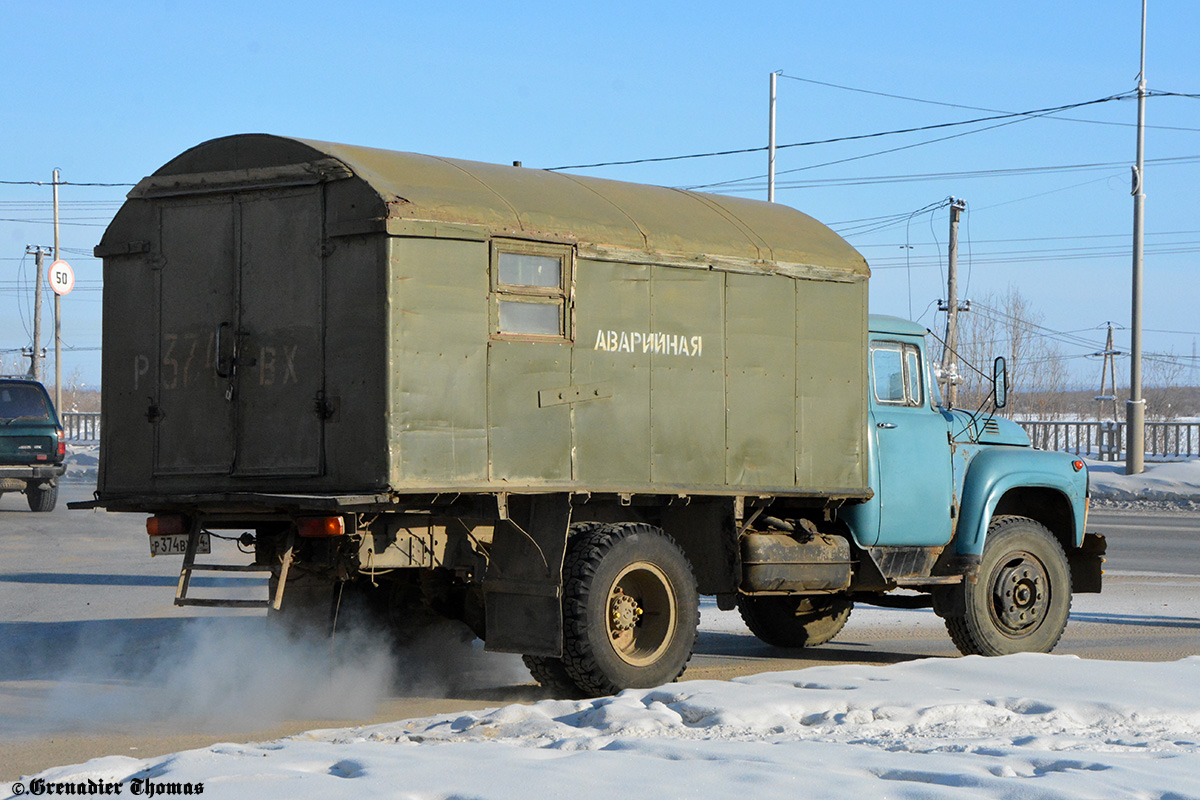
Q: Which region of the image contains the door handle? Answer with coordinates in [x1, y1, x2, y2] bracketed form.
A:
[214, 322, 232, 378]
[877, 422, 897, 429]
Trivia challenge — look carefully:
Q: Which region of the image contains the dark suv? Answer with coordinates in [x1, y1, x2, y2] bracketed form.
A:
[0, 376, 66, 512]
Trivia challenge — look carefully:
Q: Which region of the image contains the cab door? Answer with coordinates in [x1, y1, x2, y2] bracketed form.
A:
[865, 338, 954, 546]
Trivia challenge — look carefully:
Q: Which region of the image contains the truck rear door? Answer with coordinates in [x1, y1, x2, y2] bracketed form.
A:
[153, 187, 326, 478]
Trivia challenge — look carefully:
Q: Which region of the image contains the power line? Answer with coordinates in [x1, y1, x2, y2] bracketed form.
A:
[545, 93, 1134, 172]
[704, 154, 1200, 192]
[779, 74, 1200, 133]
[856, 228, 1200, 248]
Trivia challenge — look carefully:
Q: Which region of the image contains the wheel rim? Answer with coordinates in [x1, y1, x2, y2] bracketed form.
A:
[988, 550, 1050, 636]
[605, 561, 676, 667]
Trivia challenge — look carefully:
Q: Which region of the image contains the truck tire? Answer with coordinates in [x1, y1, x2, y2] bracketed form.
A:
[522, 522, 606, 696]
[737, 595, 853, 648]
[521, 655, 585, 698]
[26, 482, 57, 513]
[945, 515, 1072, 656]
[560, 523, 699, 697]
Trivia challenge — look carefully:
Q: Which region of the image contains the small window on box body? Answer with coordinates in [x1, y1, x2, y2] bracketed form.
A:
[491, 243, 573, 341]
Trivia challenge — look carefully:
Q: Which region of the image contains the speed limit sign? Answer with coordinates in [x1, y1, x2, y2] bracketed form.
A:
[49, 260, 75, 296]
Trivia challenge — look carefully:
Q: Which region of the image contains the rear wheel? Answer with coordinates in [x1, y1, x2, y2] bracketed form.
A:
[26, 482, 57, 513]
[737, 595, 853, 648]
[522, 522, 605, 697]
[944, 515, 1072, 656]
[560, 523, 699, 697]
[522, 654, 585, 698]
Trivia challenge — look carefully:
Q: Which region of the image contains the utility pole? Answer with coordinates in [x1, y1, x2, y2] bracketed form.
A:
[1094, 322, 1121, 421]
[1127, 0, 1148, 475]
[768, 71, 778, 202]
[24, 245, 51, 380]
[939, 198, 968, 407]
[53, 169, 62, 412]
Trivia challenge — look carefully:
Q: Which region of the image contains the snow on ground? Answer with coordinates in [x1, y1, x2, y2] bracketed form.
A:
[1087, 457, 1200, 505]
[11, 656, 1200, 799]
[62, 443, 98, 484]
[13, 448, 1193, 797]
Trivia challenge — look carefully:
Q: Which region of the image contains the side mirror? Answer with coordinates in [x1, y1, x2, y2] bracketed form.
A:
[993, 356, 1008, 409]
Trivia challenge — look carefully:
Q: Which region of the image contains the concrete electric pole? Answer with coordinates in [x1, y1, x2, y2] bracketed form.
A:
[768, 71, 778, 203]
[24, 245, 51, 380]
[53, 168, 62, 412]
[1127, 0, 1148, 475]
[940, 198, 968, 407]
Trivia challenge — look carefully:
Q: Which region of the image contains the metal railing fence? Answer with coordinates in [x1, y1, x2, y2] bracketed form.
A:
[61, 412, 101, 442]
[1018, 420, 1199, 461]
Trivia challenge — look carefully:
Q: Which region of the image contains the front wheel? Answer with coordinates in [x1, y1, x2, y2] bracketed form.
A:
[560, 523, 699, 697]
[944, 515, 1072, 656]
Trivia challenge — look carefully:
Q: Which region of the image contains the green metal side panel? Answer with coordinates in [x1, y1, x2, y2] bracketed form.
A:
[649, 267, 726, 486]
[488, 340, 572, 483]
[796, 279, 868, 490]
[571, 260, 652, 487]
[388, 238, 490, 486]
[725, 272, 798, 487]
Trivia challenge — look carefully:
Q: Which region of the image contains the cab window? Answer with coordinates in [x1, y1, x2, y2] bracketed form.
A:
[871, 341, 924, 407]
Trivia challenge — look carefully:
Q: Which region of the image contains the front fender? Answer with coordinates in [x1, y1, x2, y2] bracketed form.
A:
[955, 448, 1087, 556]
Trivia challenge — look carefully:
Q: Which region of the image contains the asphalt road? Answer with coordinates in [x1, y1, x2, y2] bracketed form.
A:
[1, 483, 1197, 779]
[1089, 510, 1200, 575]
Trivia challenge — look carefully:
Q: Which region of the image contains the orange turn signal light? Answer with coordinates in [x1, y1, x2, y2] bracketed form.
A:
[297, 516, 346, 538]
[147, 514, 187, 536]
[1072, 460, 1085, 472]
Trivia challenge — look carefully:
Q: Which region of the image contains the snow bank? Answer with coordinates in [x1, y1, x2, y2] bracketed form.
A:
[1086, 457, 1200, 504]
[62, 443, 98, 484]
[15, 655, 1200, 799]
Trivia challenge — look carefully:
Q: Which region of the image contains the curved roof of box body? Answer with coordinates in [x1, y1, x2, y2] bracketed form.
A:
[126, 134, 869, 280]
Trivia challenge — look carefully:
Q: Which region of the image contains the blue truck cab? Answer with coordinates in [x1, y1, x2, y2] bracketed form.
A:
[839, 315, 1104, 655]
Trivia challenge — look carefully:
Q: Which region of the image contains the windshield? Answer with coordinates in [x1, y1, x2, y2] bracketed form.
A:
[0, 384, 53, 423]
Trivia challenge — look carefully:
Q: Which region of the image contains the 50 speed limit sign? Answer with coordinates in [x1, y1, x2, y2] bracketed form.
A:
[49, 260, 75, 296]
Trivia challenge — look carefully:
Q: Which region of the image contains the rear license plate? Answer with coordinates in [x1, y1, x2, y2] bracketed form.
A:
[149, 533, 211, 556]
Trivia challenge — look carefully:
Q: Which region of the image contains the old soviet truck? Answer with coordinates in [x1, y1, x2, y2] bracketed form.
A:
[79, 134, 1104, 697]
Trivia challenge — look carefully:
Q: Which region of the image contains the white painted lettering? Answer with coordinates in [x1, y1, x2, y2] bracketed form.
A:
[134, 355, 150, 390]
[260, 346, 277, 386]
[282, 345, 299, 384]
[590, 328, 705, 358]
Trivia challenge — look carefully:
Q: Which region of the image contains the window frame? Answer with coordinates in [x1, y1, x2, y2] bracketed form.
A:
[489, 240, 575, 343]
[870, 340, 925, 408]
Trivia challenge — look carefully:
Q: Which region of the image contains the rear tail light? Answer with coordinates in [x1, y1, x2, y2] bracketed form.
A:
[57, 429, 66, 458]
[297, 516, 346, 537]
[147, 514, 188, 536]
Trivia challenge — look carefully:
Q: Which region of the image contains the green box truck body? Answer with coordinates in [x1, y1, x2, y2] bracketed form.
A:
[85, 135, 1103, 697]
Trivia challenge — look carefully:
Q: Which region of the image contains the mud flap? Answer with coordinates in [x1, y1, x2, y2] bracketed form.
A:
[1069, 532, 1107, 593]
[481, 494, 571, 657]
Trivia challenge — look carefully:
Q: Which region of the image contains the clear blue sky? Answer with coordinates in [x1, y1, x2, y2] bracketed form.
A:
[2, 0, 1197, 391]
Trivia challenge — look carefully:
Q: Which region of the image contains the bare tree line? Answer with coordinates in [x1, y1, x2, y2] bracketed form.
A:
[944, 286, 1199, 421]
